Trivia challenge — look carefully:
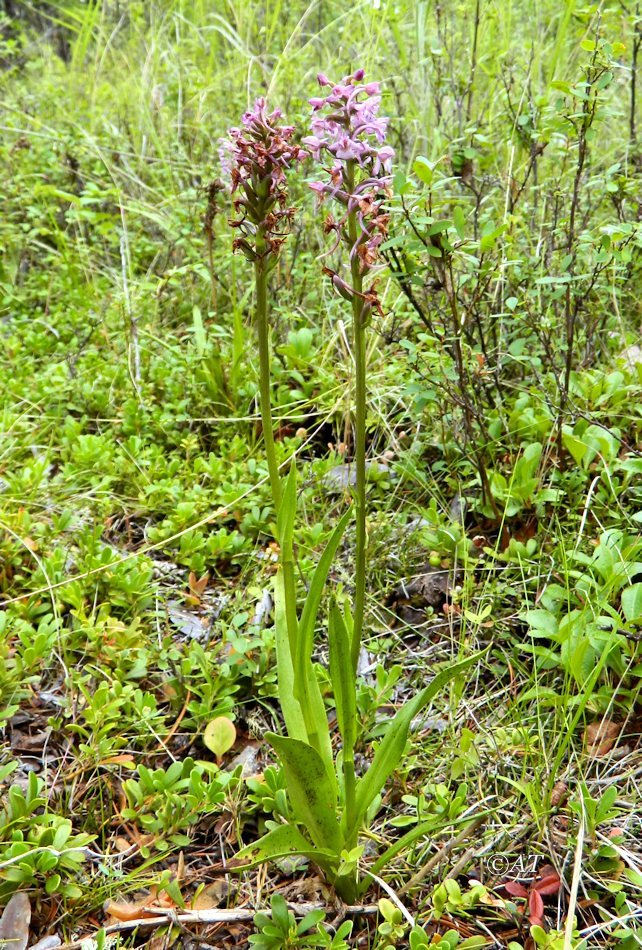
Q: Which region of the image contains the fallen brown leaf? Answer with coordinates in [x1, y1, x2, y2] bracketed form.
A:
[191, 880, 230, 910]
[584, 719, 622, 757]
[104, 901, 160, 922]
[0, 892, 31, 950]
[550, 781, 568, 806]
[104, 883, 180, 924]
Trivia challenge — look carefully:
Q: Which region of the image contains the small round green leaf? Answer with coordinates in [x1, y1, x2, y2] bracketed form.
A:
[203, 717, 236, 759]
[622, 583, 642, 623]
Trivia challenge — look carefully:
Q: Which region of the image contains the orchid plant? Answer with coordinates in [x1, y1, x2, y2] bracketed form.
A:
[222, 77, 478, 903]
[305, 69, 393, 667]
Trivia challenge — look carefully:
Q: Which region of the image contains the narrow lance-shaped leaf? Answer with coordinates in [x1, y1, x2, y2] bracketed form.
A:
[276, 461, 297, 556]
[274, 571, 307, 742]
[292, 507, 352, 783]
[453, 206, 466, 241]
[296, 507, 352, 693]
[350, 652, 484, 839]
[277, 461, 299, 659]
[328, 600, 356, 757]
[266, 733, 342, 854]
[299, 662, 336, 792]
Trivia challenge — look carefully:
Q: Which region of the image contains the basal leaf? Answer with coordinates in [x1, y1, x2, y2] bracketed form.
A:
[232, 824, 334, 872]
[301, 663, 335, 791]
[293, 508, 352, 779]
[266, 734, 342, 854]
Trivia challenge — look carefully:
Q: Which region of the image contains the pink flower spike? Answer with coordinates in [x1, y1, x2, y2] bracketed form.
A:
[317, 72, 331, 86]
[222, 98, 305, 258]
[307, 68, 391, 276]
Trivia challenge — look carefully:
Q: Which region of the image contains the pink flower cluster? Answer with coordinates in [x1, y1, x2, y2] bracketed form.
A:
[220, 98, 306, 260]
[304, 70, 394, 177]
[304, 70, 393, 278]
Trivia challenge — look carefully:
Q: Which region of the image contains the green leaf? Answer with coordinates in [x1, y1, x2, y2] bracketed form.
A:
[296, 909, 326, 935]
[523, 609, 558, 637]
[232, 824, 335, 872]
[624, 868, 642, 887]
[595, 785, 618, 822]
[294, 508, 352, 773]
[46, 873, 61, 894]
[566, 636, 598, 686]
[203, 716, 236, 758]
[298, 508, 352, 669]
[192, 305, 207, 356]
[350, 653, 482, 838]
[274, 571, 307, 742]
[621, 584, 642, 623]
[453, 206, 466, 241]
[298, 662, 335, 791]
[271, 895, 292, 932]
[413, 156, 433, 186]
[561, 425, 589, 467]
[266, 734, 342, 854]
[427, 220, 452, 236]
[328, 601, 357, 757]
[378, 898, 401, 924]
[369, 817, 449, 878]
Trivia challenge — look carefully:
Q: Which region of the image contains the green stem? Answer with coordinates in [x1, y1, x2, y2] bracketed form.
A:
[343, 755, 357, 846]
[254, 254, 282, 510]
[346, 162, 367, 672]
[254, 246, 307, 736]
